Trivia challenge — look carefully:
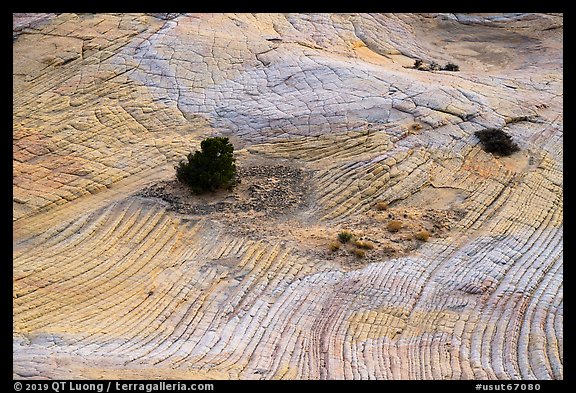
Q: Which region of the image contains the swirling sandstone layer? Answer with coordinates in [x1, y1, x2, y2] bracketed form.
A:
[13, 13, 562, 379]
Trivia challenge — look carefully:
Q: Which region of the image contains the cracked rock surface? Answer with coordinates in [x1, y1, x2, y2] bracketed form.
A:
[13, 13, 562, 380]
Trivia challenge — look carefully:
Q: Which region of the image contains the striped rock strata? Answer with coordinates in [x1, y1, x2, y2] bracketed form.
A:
[13, 13, 562, 379]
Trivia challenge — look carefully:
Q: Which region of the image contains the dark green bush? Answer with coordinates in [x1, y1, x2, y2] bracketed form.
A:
[175, 137, 237, 194]
[338, 230, 353, 244]
[429, 62, 440, 71]
[442, 63, 460, 71]
[414, 60, 460, 72]
[474, 129, 520, 157]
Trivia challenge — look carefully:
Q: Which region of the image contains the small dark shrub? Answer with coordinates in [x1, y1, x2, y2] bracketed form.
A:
[176, 137, 237, 194]
[410, 123, 423, 131]
[474, 129, 520, 156]
[338, 230, 353, 243]
[442, 63, 460, 71]
[429, 62, 440, 71]
[414, 59, 423, 69]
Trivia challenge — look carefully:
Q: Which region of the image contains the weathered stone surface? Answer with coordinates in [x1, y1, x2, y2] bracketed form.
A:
[13, 13, 562, 380]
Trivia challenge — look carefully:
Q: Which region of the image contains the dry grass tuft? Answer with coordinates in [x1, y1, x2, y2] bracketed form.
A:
[414, 230, 431, 242]
[352, 248, 366, 258]
[355, 240, 375, 250]
[329, 241, 341, 252]
[375, 201, 388, 211]
[387, 220, 403, 233]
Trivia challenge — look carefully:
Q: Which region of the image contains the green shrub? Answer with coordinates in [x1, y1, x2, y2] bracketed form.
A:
[176, 137, 237, 194]
[337, 230, 353, 243]
[415, 60, 459, 72]
[442, 63, 460, 71]
[474, 129, 520, 156]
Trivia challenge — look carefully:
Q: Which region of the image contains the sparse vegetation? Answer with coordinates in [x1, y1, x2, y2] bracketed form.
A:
[332, 232, 378, 258]
[475, 128, 520, 157]
[382, 245, 397, 255]
[329, 241, 341, 252]
[442, 63, 460, 71]
[410, 123, 423, 131]
[175, 137, 237, 194]
[352, 248, 366, 258]
[355, 240, 375, 250]
[337, 230, 354, 243]
[413, 59, 460, 72]
[414, 230, 431, 242]
[375, 201, 389, 211]
[387, 220, 403, 233]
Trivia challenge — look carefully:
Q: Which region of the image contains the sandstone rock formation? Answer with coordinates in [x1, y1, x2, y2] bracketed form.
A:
[13, 13, 563, 380]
